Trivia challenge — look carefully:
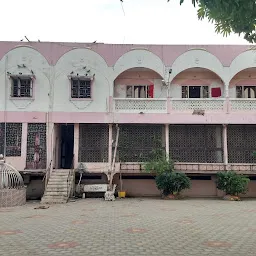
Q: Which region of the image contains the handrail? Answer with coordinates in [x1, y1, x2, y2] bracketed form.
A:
[43, 159, 52, 190]
[66, 155, 75, 199]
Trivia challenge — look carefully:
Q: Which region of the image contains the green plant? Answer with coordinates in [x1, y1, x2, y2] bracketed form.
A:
[216, 171, 250, 196]
[144, 148, 174, 175]
[155, 172, 191, 196]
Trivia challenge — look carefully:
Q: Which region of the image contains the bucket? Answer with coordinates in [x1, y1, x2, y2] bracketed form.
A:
[118, 191, 126, 198]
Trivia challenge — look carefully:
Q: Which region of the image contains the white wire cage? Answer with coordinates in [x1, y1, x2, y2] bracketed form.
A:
[0, 157, 24, 189]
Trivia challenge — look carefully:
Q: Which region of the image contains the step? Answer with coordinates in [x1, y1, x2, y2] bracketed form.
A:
[44, 191, 68, 196]
[47, 184, 68, 189]
[47, 181, 68, 185]
[41, 195, 68, 201]
[49, 177, 67, 182]
[41, 199, 67, 204]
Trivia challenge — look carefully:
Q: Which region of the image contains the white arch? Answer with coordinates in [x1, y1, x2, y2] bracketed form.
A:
[113, 49, 166, 79]
[55, 48, 108, 70]
[229, 50, 256, 82]
[170, 49, 226, 82]
[0, 46, 50, 71]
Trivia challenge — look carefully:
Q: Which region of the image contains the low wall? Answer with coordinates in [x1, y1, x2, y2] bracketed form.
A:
[113, 174, 256, 198]
[0, 188, 26, 207]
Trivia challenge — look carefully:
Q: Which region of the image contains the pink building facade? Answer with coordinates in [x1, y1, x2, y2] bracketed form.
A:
[1, 41, 256, 198]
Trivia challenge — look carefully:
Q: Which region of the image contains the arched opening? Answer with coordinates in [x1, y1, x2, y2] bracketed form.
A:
[114, 68, 163, 99]
[229, 68, 256, 98]
[170, 68, 224, 99]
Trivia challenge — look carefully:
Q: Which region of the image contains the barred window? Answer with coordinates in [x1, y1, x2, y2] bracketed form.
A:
[11, 77, 33, 97]
[71, 79, 91, 99]
[0, 123, 22, 156]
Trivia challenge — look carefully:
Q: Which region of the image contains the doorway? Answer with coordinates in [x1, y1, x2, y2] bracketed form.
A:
[189, 86, 201, 98]
[59, 124, 74, 169]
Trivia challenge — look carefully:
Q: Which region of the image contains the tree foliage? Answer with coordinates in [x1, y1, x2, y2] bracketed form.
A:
[177, 0, 256, 43]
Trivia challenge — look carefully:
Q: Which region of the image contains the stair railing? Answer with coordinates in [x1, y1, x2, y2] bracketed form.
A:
[43, 159, 53, 191]
[66, 155, 75, 199]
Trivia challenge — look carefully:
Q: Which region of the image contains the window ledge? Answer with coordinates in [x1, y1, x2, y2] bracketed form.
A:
[70, 98, 92, 101]
[10, 97, 34, 100]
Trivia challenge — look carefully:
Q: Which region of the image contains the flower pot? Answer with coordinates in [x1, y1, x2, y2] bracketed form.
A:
[118, 191, 126, 198]
[161, 193, 184, 200]
[223, 195, 241, 201]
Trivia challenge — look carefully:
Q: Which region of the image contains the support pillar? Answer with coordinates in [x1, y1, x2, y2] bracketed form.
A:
[165, 124, 170, 160]
[46, 122, 54, 169]
[21, 123, 28, 169]
[108, 124, 113, 170]
[73, 123, 79, 169]
[223, 124, 228, 165]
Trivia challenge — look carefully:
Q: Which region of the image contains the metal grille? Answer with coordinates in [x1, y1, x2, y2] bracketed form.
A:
[228, 125, 256, 163]
[118, 124, 164, 162]
[71, 79, 91, 98]
[11, 77, 32, 97]
[79, 124, 108, 162]
[26, 123, 47, 169]
[0, 123, 22, 156]
[169, 125, 223, 163]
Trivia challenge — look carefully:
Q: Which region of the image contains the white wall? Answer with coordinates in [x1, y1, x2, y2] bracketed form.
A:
[0, 46, 50, 112]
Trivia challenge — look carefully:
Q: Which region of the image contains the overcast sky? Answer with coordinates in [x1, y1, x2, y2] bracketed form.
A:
[0, 0, 249, 45]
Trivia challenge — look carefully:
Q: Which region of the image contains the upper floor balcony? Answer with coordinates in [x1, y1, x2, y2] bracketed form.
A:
[113, 67, 256, 116]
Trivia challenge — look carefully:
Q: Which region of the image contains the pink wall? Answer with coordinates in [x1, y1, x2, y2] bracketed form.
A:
[0, 41, 249, 66]
[113, 175, 256, 198]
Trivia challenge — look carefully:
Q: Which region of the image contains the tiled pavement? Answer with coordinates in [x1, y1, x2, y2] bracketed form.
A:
[0, 198, 256, 256]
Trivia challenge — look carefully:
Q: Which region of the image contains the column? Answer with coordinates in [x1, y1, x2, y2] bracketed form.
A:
[46, 122, 54, 169]
[21, 123, 28, 169]
[73, 123, 79, 169]
[224, 83, 230, 113]
[165, 124, 170, 161]
[222, 124, 228, 165]
[108, 124, 113, 170]
[215, 126, 222, 163]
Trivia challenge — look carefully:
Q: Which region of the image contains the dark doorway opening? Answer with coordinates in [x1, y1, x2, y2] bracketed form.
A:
[189, 86, 201, 98]
[60, 124, 74, 169]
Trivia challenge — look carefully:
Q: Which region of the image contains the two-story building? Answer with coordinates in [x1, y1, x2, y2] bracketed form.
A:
[0, 41, 256, 199]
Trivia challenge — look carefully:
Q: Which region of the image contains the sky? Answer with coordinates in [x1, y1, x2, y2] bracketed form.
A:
[0, 0, 249, 45]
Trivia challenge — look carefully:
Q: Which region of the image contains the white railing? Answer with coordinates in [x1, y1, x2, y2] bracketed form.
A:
[230, 99, 256, 111]
[114, 98, 167, 113]
[171, 98, 225, 111]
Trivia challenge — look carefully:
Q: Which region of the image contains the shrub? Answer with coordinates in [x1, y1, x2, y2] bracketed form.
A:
[155, 172, 191, 196]
[144, 149, 174, 175]
[216, 171, 250, 196]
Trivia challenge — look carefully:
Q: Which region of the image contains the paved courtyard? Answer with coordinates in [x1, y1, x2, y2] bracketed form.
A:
[0, 198, 256, 256]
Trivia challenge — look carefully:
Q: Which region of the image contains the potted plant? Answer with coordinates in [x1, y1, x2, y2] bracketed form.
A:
[144, 148, 191, 199]
[216, 171, 250, 201]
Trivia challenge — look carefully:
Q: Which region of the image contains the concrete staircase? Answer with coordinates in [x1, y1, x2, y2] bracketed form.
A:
[41, 169, 74, 204]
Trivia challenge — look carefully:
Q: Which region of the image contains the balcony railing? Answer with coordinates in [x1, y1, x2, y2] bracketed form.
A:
[113, 98, 256, 113]
[171, 98, 225, 111]
[114, 98, 167, 113]
[230, 99, 256, 111]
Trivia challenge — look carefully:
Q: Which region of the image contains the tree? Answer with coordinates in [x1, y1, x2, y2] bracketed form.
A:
[174, 0, 256, 43]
